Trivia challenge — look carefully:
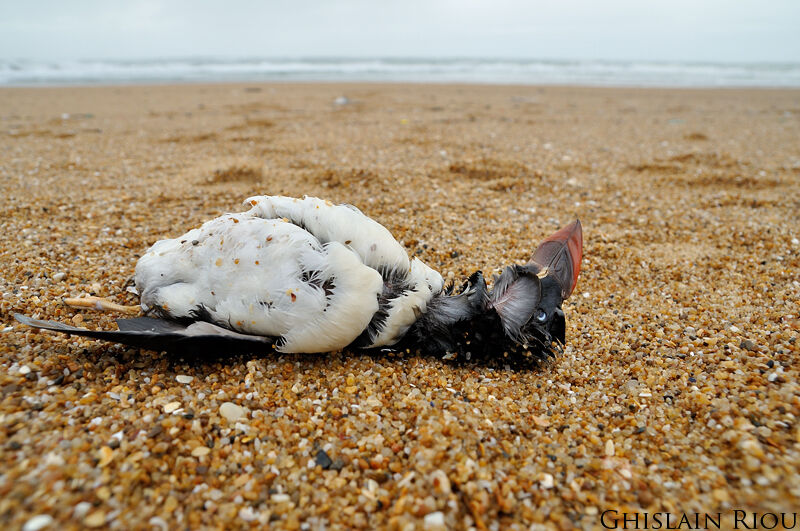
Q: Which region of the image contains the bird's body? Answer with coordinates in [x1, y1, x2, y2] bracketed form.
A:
[136, 195, 443, 353]
[17, 194, 583, 361]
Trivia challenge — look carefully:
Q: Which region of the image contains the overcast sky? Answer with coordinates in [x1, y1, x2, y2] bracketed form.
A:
[1, 0, 798, 62]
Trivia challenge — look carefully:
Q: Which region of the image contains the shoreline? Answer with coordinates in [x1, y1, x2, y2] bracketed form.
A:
[3, 56, 799, 89]
[4, 79, 800, 90]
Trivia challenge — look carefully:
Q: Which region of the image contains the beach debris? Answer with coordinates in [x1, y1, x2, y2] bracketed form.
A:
[62, 296, 139, 314]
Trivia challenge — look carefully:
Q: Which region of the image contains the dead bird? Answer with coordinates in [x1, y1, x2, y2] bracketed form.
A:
[15, 195, 582, 361]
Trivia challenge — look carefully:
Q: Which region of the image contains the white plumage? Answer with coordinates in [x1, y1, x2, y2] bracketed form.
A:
[134, 195, 443, 353]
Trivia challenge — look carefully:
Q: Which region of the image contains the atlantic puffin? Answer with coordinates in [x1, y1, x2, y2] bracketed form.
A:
[15, 195, 582, 361]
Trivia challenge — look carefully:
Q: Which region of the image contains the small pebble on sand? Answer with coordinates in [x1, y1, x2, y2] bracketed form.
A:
[98, 446, 114, 467]
[219, 402, 246, 421]
[84, 511, 106, 528]
[423, 511, 446, 530]
[72, 502, 92, 518]
[192, 446, 210, 457]
[605, 440, 615, 457]
[314, 449, 333, 469]
[23, 515, 53, 531]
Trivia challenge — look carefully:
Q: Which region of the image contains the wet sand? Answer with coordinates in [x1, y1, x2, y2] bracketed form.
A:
[1, 83, 799, 529]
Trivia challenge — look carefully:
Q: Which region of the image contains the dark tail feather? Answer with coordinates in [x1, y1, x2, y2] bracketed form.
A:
[13, 313, 273, 354]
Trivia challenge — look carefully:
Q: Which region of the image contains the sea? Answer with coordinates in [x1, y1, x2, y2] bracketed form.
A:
[2, 57, 799, 87]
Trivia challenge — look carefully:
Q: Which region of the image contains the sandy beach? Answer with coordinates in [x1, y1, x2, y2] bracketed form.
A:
[1, 83, 798, 529]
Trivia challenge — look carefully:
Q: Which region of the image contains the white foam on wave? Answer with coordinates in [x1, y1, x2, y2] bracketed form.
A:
[2, 58, 799, 87]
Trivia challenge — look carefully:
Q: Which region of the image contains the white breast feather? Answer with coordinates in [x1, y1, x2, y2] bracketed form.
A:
[243, 195, 446, 348]
[244, 195, 412, 274]
[281, 242, 382, 352]
[135, 213, 383, 353]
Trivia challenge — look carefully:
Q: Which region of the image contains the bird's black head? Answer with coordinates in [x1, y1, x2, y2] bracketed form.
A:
[486, 264, 565, 353]
[480, 220, 582, 359]
[411, 267, 567, 363]
[405, 221, 581, 364]
[528, 273, 567, 344]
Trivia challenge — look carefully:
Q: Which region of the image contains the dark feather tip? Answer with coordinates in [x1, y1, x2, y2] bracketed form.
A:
[13, 313, 274, 354]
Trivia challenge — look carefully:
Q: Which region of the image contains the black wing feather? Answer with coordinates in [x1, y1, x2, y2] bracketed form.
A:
[13, 313, 273, 354]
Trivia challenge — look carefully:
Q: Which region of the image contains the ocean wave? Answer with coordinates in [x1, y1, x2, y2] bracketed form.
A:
[2, 58, 799, 87]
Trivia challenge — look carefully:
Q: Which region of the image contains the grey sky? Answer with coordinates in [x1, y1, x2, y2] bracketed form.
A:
[1, 0, 798, 62]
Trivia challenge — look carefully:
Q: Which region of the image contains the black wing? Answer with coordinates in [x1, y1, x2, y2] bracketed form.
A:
[13, 313, 274, 354]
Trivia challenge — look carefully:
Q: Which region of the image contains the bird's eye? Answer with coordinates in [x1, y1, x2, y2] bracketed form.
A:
[535, 309, 547, 322]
